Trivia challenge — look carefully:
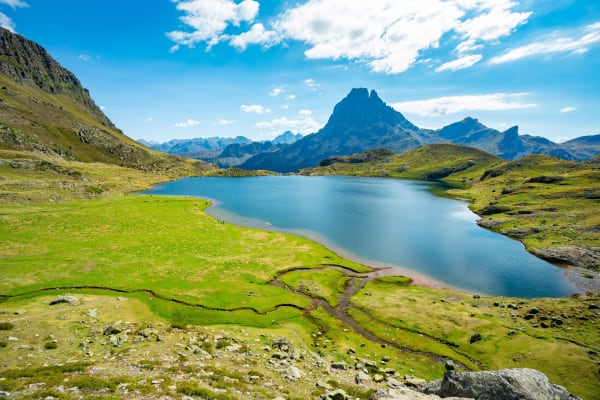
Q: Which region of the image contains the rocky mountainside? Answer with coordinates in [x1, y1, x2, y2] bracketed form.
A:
[238, 89, 598, 172]
[0, 27, 200, 172]
[241, 89, 436, 172]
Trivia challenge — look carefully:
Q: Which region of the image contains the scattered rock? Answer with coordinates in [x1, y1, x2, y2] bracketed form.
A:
[422, 368, 580, 400]
[404, 376, 427, 388]
[286, 366, 302, 381]
[381, 355, 391, 363]
[528, 307, 540, 314]
[589, 304, 599, 310]
[373, 374, 385, 383]
[444, 360, 456, 371]
[331, 361, 348, 370]
[322, 389, 349, 400]
[355, 371, 371, 384]
[472, 294, 481, 299]
[371, 387, 448, 399]
[49, 295, 80, 306]
[14, 310, 27, 315]
[103, 326, 121, 336]
[469, 333, 482, 344]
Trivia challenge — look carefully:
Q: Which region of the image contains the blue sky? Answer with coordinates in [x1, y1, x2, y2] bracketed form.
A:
[1, 0, 599, 143]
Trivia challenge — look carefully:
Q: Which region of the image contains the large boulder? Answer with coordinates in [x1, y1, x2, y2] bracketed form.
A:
[422, 368, 580, 400]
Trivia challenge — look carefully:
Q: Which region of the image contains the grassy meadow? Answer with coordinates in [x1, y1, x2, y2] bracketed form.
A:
[1, 188, 599, 398]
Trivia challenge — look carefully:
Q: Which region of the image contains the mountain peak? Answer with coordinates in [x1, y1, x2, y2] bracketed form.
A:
[324, 88, 418, 133]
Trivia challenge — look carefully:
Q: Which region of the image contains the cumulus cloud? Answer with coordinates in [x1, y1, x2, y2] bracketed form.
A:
[560, 106, 576, 113]
[167, 0, 532, 74]
[168, 0, 260, 51]
[286, 94, 296, 100]
[490, 22, 600, 64]
[175, 119, 202, 128]
[214, 119, 237, 125]
[436, 54, 483, 72]
[241, 104, 271, 114]
[299, 109, 312, 116]
[0, 0, 27, 6]
[78, 54, 91, 62]
[392, 93, 537, 117]
[269, 85, 285, 97]
[304, 79, 319, 90]
[0, 12, 15, 31]
[229, 22, 279, 50]
[256, 116, 321, 134]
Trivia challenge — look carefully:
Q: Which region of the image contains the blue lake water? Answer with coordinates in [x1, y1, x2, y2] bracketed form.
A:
[144, 175, 579, 298]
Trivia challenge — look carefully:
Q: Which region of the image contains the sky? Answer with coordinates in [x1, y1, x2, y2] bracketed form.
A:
[1, 0, 599, 143]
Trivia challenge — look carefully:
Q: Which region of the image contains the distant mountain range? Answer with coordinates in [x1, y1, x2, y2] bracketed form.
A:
[139, 131, 303, 167]
[237, 88, 599, 173]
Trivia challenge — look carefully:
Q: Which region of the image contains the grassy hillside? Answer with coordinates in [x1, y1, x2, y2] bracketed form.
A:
[1, 195, 598, 399]
[303, 144, 502, 185]
[303, 145, 600, 271]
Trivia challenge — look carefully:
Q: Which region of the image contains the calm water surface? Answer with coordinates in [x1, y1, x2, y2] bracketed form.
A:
[144, 176, 578, 298]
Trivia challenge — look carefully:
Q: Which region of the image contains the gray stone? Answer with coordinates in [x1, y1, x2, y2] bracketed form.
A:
[323, 389, 349, 400]
[469, 333, 482, 344]
[422, 368, 580, 400]
[286, 366, 302, 381]
[405, 376, 427, 388]
[331, 361, 348, 370]
[49, 295, 80, 306]
[356, 371, 371, 384]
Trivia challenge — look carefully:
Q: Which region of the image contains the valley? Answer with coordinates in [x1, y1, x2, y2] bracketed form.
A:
[0, 26, 599, 400]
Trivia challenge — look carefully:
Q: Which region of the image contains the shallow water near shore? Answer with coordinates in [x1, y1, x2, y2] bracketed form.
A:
[144, 175, 579, 298]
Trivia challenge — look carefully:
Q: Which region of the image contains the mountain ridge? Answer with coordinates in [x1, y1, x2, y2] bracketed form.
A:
[237, 88, 599, 172]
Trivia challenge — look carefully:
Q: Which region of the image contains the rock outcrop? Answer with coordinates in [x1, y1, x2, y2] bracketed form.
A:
[421, 368, 580, 400]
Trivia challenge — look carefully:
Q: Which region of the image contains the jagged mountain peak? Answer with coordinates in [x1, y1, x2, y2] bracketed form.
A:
[323, 87, 418, 134]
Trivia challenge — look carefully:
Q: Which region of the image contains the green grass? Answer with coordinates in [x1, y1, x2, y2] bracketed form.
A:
[280, 268, 350, 307]
[0, 195, 367, 313]
[350, 279, 600, 399]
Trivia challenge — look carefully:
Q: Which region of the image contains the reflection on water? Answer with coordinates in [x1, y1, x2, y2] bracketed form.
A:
[144, 176, 579, 298]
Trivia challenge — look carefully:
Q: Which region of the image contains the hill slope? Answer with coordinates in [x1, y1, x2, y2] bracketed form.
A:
[0, 27, 206, 172]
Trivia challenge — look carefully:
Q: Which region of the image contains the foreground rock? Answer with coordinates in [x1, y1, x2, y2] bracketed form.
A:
[421, 368, 580, 400]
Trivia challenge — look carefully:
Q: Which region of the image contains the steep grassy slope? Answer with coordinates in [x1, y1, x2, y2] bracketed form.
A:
[303, 145, 600, 270]
[0, 28, 211, 174]
[303, 144, 502, 185]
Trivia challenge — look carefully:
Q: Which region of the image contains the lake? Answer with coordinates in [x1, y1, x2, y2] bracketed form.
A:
[144, 175, 579, 298]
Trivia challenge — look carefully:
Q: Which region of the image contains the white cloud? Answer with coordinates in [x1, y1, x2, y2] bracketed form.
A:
[269, 85, 285, 97]
[214, 119, 237, 125]
[229, 22, 279, 50]
[286, 94, 296, 100]
[78, 54, 91, 62]
[146, 118, 154, 123]
[304, 79, 319, 90]
[456, 6, 531, 41]
[392, 93, 537, 117]
[241, 104, 271, 114]
[436, 54, 483, 72]
[490, 22, 600, 64]
[99, 105, 107, 111]
[167, 0, 260, 50]
[0, 0, 28, 8]
[175, 119, 202, 128]
[299, 109, 312, 116]
[256, 116, 321, 134]
[167, 0, 532, 74]
[0, 12, 15, 32]
[560, 106, 576, 113]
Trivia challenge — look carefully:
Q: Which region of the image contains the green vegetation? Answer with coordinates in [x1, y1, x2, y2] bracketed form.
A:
[280, 268, 352, 307]
[0, 321, 14, 330]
